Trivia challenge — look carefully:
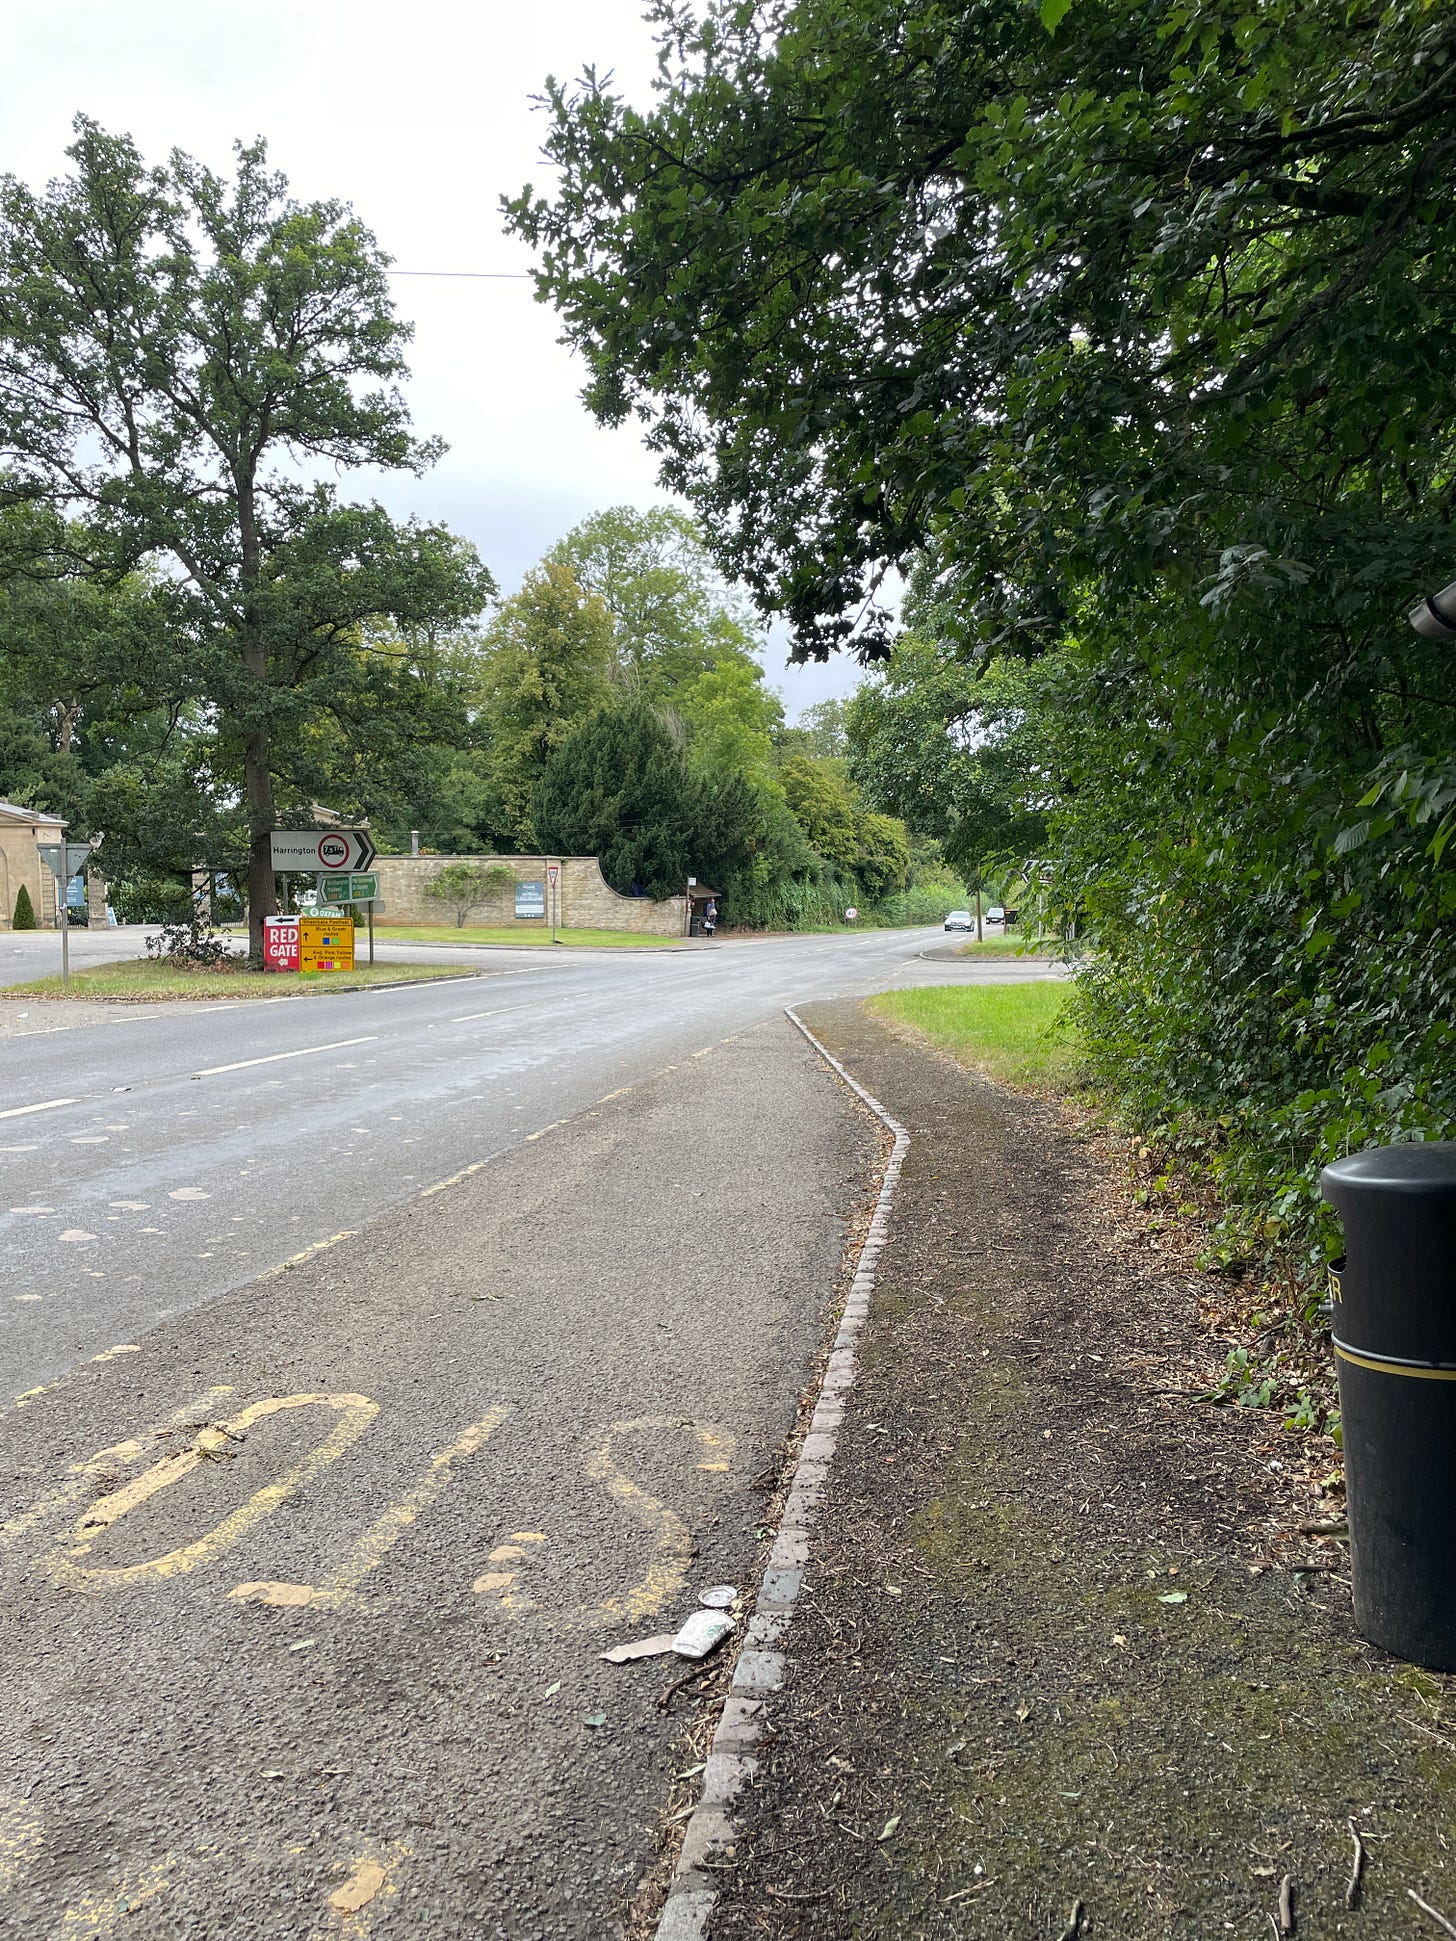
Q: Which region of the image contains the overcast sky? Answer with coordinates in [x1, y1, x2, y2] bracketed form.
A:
[1, 0, 862, 719]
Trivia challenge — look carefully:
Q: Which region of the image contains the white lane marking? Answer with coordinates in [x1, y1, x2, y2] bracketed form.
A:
[194, 1035, 378, 1077]
[451, 998, 566, 1024]
[0, 1098, 79, 1122]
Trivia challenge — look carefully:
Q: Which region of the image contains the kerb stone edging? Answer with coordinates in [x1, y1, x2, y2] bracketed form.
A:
[652, 1006, 910, 1941]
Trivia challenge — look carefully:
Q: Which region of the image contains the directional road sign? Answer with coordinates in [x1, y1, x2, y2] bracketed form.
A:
[270, 829, 376, 873]
[37, 841, 94, 883]
[320, 872, 379, 904]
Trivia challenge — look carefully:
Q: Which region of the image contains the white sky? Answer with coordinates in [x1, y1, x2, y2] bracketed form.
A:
[0, 0, 862, 720]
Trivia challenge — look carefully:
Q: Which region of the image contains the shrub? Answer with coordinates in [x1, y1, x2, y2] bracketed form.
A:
[144, 918, 238, 970]
[12, 884, 36, 930]
[423, 861, 517, 927]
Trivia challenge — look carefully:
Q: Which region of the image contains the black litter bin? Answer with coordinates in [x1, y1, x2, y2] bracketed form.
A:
[1321, 1141, 1456, 1669]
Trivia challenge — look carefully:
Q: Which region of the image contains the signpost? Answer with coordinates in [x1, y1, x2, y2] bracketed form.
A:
[36, 840, 93, 989]
[320, 872, 378, 905]
[547, 861, 560, 944]
[298, 916, 354, 973]
[269, 830, 376, 874]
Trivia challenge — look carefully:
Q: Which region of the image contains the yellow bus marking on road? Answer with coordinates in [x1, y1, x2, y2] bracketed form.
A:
[310, 1409, 509, 1606]
[585, 1418, 735, 1623]
[312, 1841, 412, 1937]
[0, 1789, 42, 1893]
[259, 1231, 357, 1279]
[230, 1579, 314, 1607]
[2, 1389, 236, 1553]
[55, 1859, 170, 1934]
[228, 1410, 510, 1610]
[46, 1393, 378, 1591]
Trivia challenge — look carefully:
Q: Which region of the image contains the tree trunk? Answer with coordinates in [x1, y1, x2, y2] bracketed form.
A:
[244, 719, 278, 964]
[240, 624, 277, 964]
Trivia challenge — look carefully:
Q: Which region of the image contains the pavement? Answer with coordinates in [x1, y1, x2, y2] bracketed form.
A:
[706, 1001, 1456, 1939]
[0, 926, 1060, 1938]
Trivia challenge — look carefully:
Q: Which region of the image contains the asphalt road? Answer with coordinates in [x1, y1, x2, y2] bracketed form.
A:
[0, 927, 1059, 1939]
[1, 927, 1055, 1400]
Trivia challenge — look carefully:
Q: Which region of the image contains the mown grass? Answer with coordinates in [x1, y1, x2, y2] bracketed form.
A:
[866, 980, 1084, 1089]
[1, 960, 479, 1001]
[375, 923, 679, 948]
[942, 935, 1046, 957]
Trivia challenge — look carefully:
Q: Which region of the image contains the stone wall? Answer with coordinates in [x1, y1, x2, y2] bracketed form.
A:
[0, 818, 59, 929]
[371, 854, 686, 938]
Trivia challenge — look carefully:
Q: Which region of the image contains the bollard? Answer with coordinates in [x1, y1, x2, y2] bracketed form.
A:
[1321, 1142, 1456, 1669]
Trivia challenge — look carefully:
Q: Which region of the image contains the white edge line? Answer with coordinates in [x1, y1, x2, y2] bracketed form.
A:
[0, 1097, 81, 1121]
[652, 1006, 909, 1941]
[194, 1034, 379, 1078]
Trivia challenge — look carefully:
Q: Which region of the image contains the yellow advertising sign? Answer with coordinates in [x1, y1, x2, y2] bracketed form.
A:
[298, 916, 355, 972]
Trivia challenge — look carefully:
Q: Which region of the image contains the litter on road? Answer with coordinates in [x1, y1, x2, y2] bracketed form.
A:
[600, 1634, 678, 1665]
[671, 1609, 735, 1660]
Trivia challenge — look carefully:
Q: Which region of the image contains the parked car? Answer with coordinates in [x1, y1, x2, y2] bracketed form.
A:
[944, 909, 974, 931]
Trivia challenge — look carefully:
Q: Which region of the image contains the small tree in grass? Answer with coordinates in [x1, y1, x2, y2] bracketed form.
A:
[12, 884, 37, 929]
[423, 861, 516, 928]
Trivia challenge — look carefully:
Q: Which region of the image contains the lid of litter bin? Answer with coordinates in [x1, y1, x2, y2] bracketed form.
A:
[1322, 1142, 1456, 1196]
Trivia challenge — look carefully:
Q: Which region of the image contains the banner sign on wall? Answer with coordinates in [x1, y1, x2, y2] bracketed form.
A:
[515, 880, 546, 919]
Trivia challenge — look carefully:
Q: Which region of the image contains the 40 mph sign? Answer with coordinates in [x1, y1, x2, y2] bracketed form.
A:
[269, 829, 376, 873]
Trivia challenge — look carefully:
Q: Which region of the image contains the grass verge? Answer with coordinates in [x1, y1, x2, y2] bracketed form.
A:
[374, 923, 678, 948]
[943, 935, 1045, 956]
[0, 960, 479, 1001]
[865, 980, 1083, 1089]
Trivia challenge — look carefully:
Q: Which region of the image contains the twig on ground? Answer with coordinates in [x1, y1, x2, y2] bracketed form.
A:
[1298, 1520, 1349, 1538]
[1285, 1560, 1340, 1574]
[657, 1667, 713, 1712]
[765, 1887, 829, 1902]
[1056, 1899, 1086, 1941]
[1400, 1714, 1456, 1753]
[1346, 1819, 1366, 1909]
[1278, 1872, 1295, 1933]
[1410, 1889, 1456, 1937]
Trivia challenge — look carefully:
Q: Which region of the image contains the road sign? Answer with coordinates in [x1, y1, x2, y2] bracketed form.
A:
[37, 841, 93, 883]
[547, 863, 559, 886]
[320, 872, 379, 904]
[298, 916, 355, 973]
[263, 916, 300, 972]
[270, 830, 376, 873]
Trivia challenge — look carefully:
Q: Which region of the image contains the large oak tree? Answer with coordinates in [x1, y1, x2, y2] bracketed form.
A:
[0, 119, 491, 956]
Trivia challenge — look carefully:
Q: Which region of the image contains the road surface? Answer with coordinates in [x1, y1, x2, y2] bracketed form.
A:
[0, 927, 1058, 1938]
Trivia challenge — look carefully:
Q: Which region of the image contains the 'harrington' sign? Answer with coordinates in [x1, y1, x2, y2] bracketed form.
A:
[269, 830, 376, 873]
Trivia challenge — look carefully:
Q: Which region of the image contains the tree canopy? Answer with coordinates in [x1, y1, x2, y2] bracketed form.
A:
[511, 0, 1456, 1269]
[0, 119, 491, 952]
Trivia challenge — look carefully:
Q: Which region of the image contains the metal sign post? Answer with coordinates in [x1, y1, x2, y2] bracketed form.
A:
[548, 862, 560, 944]
[37, 840, 93, 990]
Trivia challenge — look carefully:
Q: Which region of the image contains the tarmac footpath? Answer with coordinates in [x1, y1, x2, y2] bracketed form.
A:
[0, 1017, 878, 1940]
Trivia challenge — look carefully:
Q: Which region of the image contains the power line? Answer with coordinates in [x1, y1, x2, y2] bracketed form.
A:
[386, 269, 532, 279]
